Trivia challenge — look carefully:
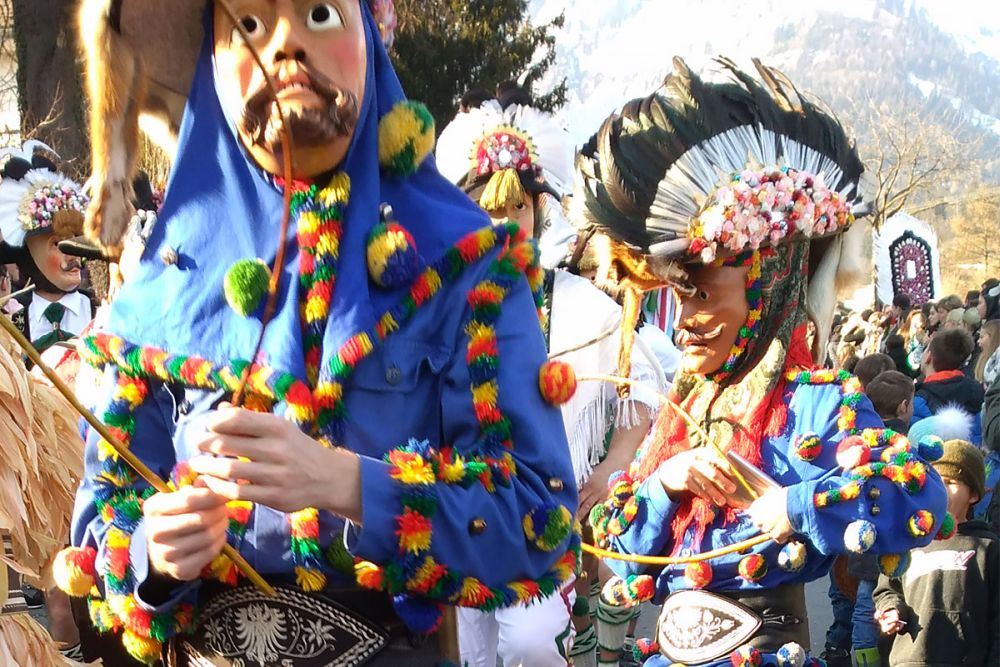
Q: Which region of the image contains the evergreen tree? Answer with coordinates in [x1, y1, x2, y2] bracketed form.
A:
[391, 0, 566, 130]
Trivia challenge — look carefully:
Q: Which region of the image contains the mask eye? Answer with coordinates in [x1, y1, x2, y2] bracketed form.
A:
[698, 289, 710, 301]
[231, 14, 267, 45]
[306, 3, 345, 31]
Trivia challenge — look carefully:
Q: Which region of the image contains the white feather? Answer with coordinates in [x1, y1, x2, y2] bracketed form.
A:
[435, 100, 574, 198]
[873, 212, 942, 305]
[0, 169, 80, 248]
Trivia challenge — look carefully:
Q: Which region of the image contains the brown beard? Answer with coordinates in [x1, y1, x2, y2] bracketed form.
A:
[240, 65, 359, 153]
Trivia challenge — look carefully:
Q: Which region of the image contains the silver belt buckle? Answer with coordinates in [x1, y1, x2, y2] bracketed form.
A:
[656, 589, 762, 664]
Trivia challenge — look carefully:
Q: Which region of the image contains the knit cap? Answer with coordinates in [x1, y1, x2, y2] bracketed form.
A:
[933, 439, 986, 499]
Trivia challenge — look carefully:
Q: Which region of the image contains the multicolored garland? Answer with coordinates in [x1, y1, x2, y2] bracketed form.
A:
[289, 173, 350, 592]
[713, 250, 763, 378]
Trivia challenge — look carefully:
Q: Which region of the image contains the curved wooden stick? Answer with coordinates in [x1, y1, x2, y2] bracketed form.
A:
[0, 315, 275, 597]
[581, 534, 772, 566]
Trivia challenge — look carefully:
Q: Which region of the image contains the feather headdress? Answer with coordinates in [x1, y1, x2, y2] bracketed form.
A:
[0, 142, 88, 249]
[874, 212, 942, 306]
[437, 100, 574, 207]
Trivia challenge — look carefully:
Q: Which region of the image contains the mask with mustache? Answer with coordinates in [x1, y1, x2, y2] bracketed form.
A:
[239, 65, 359, 157]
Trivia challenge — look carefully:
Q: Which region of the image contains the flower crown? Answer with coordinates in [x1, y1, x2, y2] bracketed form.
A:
[474, 125, 541, 178]
[20, 180, 89, 234]
[688, 166, 855, 263]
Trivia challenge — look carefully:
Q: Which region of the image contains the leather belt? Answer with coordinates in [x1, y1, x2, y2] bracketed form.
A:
[168, 584, 391, 667]
[656, 584, 809, 665]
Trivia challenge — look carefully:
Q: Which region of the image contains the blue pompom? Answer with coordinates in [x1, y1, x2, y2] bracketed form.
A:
[392, 594, 444, 635]
[844, 520, 877, 554]
[917, 435, 945, 462]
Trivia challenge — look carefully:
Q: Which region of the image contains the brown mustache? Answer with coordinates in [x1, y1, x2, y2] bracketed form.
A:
[240, 65, 359, 147]
[61, 259, 82, 272]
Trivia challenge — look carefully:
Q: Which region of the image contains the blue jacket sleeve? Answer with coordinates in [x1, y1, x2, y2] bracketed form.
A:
[348, 252, 579, 608]
[788, 395, 949, 556]
[599, 474, 679, 580]
[69, 367, 199, 635]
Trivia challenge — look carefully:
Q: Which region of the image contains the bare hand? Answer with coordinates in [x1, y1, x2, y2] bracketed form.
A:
[578, 462, 619, 521]
[877, 608, 905, 635]
[144, 484, 229, 581]
[657, 448, 738, 506]
[188, 405, 361, 520]
[746, 487, 794, 543]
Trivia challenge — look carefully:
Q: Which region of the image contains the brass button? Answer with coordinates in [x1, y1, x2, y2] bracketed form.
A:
[869, 505, 881, 517]
[469, 518, 487, 535]
[867, 486, 881, 501]
[385, 366, 403, 386]
[548, 477, 564, 492]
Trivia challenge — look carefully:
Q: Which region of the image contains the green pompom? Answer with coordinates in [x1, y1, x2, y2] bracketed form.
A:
[326, 537, 355, 576]
[224, 259, 271, 317]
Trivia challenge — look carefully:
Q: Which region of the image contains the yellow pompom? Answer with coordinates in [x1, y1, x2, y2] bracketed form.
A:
[122, 630, 162, 665]
[295, 566, 327, 592]
[53, 546, 98, 598]
[480, 168, 525, 214]
[539, 361, 577, 405]
[378, 101, 435, 176]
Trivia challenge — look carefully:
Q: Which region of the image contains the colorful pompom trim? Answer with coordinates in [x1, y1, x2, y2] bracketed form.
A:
[367, 216, 421, 289]
[776, 642, 807, 667]
[523, 504, 574, 552]
[632, 638, 660, 663]
[844, 519, 877, 553]
[836, 435, 871, 469]
[53, 546, 98, 597]
[777, 541, 808, 573]
[223, 258, 271, 317]
[379, 101, 435, 177]
[538, 360, 577, 405]
[731, 644, 764, 667]
[794, 432, 823, 462]
[737, 554, 767, 583]
[878, 552, 912, 578]
[935, 512, 956, 540]
[684, 561, 713, 589]
[601, 574, 655, 607]
[907, 509, 936, 538]
[917, 435, 945, 463]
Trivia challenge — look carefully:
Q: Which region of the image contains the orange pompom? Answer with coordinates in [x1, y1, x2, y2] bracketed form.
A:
[539, 361, 577, 405]
[53, 546, 98, 597]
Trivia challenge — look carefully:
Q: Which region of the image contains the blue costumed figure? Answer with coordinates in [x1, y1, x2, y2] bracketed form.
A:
[570, 58, 950, 667]
[54, 1, 578, 665]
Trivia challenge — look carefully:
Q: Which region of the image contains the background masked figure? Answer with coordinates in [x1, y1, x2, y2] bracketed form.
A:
[437, 91, 666, 667]
[0, 143, 92, 356]
[574, 59, 949, 667]
[57, 1, 578, 665]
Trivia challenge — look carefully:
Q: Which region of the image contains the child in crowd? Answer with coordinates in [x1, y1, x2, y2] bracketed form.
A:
[855, 353, 896, 389]
[874, 439, 998, 667]
[914, 328, 983, 443]
[866, 370, 914, 433]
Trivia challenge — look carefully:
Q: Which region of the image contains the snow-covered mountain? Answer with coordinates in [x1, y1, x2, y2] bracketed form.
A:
[529, 0, 1000, 149]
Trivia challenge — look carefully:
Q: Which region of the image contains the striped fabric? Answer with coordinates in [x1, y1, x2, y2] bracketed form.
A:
[2, 532, 28, 615]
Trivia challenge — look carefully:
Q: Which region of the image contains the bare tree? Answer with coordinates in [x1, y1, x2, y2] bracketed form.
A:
[853, 97, 980, 230]
[940, 187, 1000, 292]
[11, 0, 87, 176]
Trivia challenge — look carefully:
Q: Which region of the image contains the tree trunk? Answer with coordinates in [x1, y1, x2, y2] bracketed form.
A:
[12, 0, 87, 178]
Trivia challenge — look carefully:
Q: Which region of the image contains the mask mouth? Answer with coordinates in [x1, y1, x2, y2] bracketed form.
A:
[676, 323, 724, 347]
[240, 63, 359, 151]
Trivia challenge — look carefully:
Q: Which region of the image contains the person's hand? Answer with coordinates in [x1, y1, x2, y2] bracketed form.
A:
[877, 608, 905, 635]
[746, 487, 794, 543]
[188, 405, 361, 520]
[144, 482, 229, 581]
[577, 461, 621, 520]
[657, 448, 738, 505]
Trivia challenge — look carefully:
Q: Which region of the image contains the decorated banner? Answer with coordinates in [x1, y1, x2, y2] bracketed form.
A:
[874, 212, 942, 306]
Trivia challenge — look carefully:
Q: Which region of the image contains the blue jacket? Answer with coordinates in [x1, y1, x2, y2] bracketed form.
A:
[70, 238, 578, 620]
[598, 378, 947, 603]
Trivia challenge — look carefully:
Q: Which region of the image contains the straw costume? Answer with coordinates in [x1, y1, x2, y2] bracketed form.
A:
[56, 2, 578, 665]
[574, 58, 950, 667]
